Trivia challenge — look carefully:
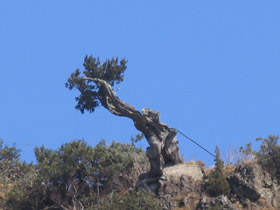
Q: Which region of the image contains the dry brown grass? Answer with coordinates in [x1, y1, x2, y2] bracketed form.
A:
[186, 160, 205, 166]
[223, 164, 237, 176]
[172, 192, 201, 210]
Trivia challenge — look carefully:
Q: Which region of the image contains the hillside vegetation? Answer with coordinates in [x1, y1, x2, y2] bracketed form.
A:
[0, 135, 279, 210]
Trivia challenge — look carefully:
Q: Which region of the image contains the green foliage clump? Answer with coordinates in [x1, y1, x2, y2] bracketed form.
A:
[255, 135, 280, 181]
[5, 168, 52, 210]
[4, 139, 148, 210]
[240, 135, 280, 182]
[66, 55, 127, 113]
[206, 146, 230, 197]
[0, 139, 21, 183]
[99, 189, 160, 210]
[0, 140, 44, 209]
[91, 139, 149, 197]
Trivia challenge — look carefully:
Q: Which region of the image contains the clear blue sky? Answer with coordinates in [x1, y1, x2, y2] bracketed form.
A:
[1, 1, 279, 166]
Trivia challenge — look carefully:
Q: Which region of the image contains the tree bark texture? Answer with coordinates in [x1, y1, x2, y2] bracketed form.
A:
[83, 77, 183, 184]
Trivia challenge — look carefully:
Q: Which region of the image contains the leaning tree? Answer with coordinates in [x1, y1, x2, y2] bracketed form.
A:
[66, 55, 183, 191]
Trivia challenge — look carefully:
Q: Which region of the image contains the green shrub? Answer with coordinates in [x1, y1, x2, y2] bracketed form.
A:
[5, 173, 53, 210]
[255, 135, 280, 181]
[206, 146, 230, 197]
[4, 139, 148, 209]
[0, 139, 21, 183]
[240, 135, 280, 182]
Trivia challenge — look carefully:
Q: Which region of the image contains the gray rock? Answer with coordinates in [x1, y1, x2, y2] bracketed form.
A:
[157, 172, 201, 210]
[163, 162, 204, 181]
[227, 163, 280, 208]
[197, 195, 238, 210]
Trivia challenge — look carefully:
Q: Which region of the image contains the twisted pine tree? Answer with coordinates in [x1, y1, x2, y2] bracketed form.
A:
[66, 55, 183, 191]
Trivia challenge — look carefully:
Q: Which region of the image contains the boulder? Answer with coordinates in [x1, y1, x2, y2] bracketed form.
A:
[156, 162, 206, 209]
[227, 163, 280, 208]
[163, 162, 206, 181]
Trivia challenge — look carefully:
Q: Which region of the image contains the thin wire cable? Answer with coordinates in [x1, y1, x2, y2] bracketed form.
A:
[177, 129, 215, 158]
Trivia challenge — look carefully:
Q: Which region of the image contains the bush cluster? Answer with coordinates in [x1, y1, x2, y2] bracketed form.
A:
[256, 135, 280, 181]
[206, 146, 230, 197]
[240, 135, 280, 182]
[0, 139, 153, 210]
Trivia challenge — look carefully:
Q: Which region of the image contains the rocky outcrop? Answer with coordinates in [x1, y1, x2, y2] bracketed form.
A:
[156, 162, 205, 209]
[163, 162, 206, 181]
[152, 161, 280, 210]
[227, 163, 280, 209]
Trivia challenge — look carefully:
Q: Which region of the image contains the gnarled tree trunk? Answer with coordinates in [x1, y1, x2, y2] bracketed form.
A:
[83, 77, 183, 191]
